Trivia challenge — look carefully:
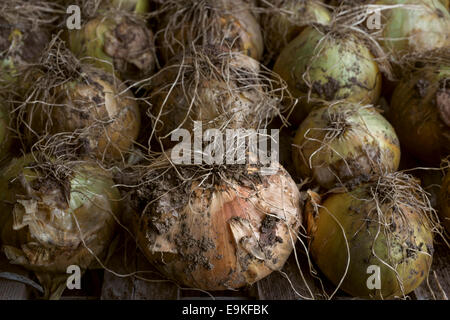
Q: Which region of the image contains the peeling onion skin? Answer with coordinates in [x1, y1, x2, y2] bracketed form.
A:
[307, 181, 434, 299]
[156, 0, 264, 63]
[292, 104, 400, 189]
[261, 0, 331, 59]
[0, 155, 120, 299]
[131, 162, 302, 290]
[273, 26, 382, 125]
[375, 0, 450, 62]
[390, 65, 449, 165]
[67, 14, 156, 81]
[26, 68, 141, 161]
[439, 171, 450, 235]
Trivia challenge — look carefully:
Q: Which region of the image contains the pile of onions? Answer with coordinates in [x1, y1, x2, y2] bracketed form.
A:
[148, 47, 291, 148]
[374, 0, 450, 63]
[306, 172, 435, 299]
[19, 41, 141, 161]
[292, 103, 400, 189]
[273, 25, 382, 125]
[67, 11, 156, 81]
[123, 153, 302, 290]
[389, 63, 449, 165]
[260, 0, 331, 59]
[0, 154, 120, 299]
[439, 170, 450, 235]
[156, 0, 264, 62]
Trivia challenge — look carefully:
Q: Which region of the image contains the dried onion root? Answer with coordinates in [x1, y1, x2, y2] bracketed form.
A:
[16, 38, 141, 163]
[120, 152, 303, 291]
[146, 46, 294, 149]
[292, 102, 400, 189]
[306, 172, 438, 299]
[155, 0, 264, 63]
[439, 169, 450, 235]
[0, 154, 120, 299]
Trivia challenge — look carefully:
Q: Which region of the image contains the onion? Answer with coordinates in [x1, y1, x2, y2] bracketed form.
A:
[306, 172, 435, 299]
[19, 42, 141, 162]
[67, 12, 156, 81]
[156, 0, 264, 62]
[108, 0, 150, 14]
[273, 25, 382, 125]
[439, 170, 450, 234]
[148, 47, 290, 148]
[124, 154, 302, 290]
[390, 63, 449, 165]
[292, 103, 400, 189]
[260, 0, 331, 59]
[375, 0, 450, 62]
[0, 154, 120, 299]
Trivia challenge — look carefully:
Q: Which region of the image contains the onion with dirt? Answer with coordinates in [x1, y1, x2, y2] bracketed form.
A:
[67, 10, 157, 81]
[260, 0, 332, 59]
[0, 154, 120, 299]
[292, 103, 400, 189]
[122, 153, 302, 291]
[156, 0, 264, 62]
[389, 63, 449, 165]
[306, 172, 436, 299]
[273, 25, 382, 125]
[18, 40, 141, 162]
[374, 0, 450, 63]
[147, 47, 292, 148]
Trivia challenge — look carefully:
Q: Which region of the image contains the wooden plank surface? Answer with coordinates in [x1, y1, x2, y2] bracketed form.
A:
[414, 244, 449, 300]
[0, 253, 33, 300]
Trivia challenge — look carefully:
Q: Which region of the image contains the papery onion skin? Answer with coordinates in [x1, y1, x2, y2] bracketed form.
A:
[0, 154, 120, 299]
[292, 103, 400, 189]
[261, 0, 331, 59]
[157, 0, 264, 63]
[67, 13, 156, 81]
[307, 177, 434, 299]
[129, 161, 302, 290]
[273, 26, 382, 125]
[439, 171, 450, 234]
[26, 67, 141, 161]
[375, 0, 450, 62]
[390, 64, 449, 165]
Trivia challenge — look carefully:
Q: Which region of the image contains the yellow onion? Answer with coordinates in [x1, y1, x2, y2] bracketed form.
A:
[273, 25, 382, 125]
[20, 47, 141, 162]
[0, 154, 120, 299]
[292, 103, 400, 189]
[439, 170, 450, 234]
[390, 64, 449, 165]
[125, 156, 302, 290]
[375, 0, 450, 62]
[148, 47, 290, 148]
[306, 172, 435, 299]
[156, 0, 264, 62]
[67, 12, 156, 81]
[260, 0, 331, 59]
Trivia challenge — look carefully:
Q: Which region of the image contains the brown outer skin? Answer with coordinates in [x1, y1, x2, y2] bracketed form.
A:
[307, 188, 434, 299]
[439, 172, 450, 234]
[28, 68, 140, 160]
[157, 0, 264, 62]
[390, 67, 449, 165]
[135, 163, 302, 290]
